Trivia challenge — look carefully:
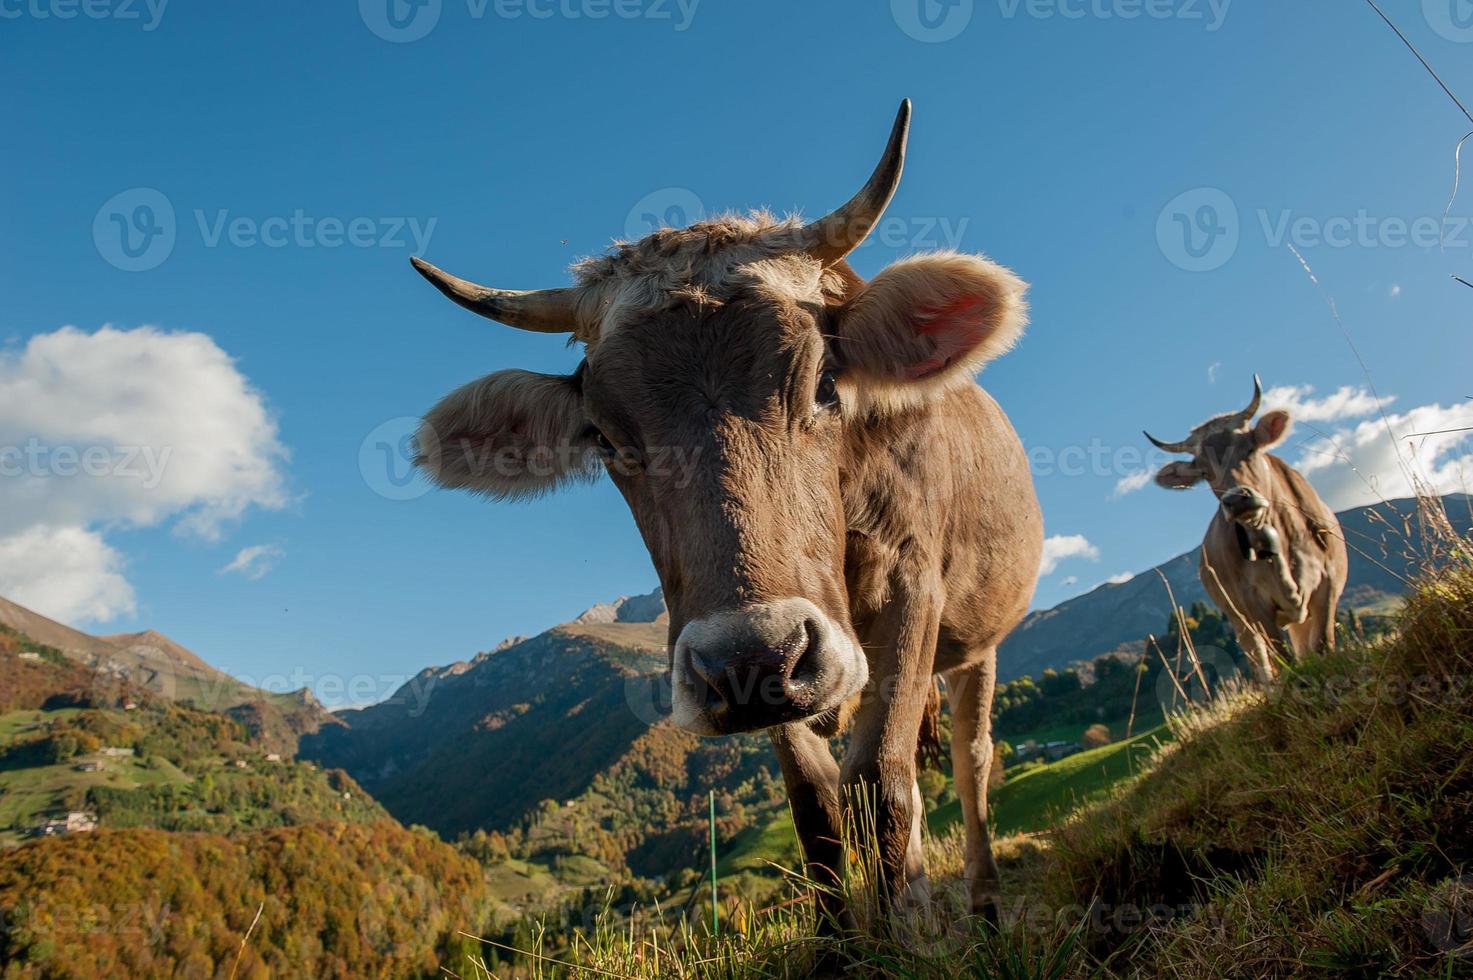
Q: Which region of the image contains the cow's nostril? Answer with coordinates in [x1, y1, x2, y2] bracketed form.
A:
[687, 652, 729, 713]
[786, 619, 823, 691]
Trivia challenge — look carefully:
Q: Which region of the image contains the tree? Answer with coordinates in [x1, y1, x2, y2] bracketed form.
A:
[1081, 724, 1112, 749]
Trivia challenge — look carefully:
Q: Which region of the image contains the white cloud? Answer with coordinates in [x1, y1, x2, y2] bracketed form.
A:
[1113, 470, 1154, 498]
[1040, 534, 1100, 576]
[220, 544, 284, 581]
[1293, 401, 1473, 510]
[1207, 361, 1221, 384]
[0, 526, 135, 623]
[1264, 383, 1389, 424]
[1389, 284, 1402, 298]
[1105, 572, 1135, 585]
[0, 326, 290, 624]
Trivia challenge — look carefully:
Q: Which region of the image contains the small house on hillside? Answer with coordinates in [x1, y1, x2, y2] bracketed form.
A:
[74, 761, 105, 773]
[17, 651, 41, 662]
[35, 812, 98, 836]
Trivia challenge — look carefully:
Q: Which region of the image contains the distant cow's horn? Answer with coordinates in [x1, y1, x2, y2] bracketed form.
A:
[1144, 431, 1192, 454]
[796, 99, 911, 265]
[410, 256, 579, 333]
[1233, 374, 1264, 424]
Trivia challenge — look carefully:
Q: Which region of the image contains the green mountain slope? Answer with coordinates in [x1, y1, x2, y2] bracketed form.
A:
[0, 595, 339, 755]
[0, 635, 382, 846]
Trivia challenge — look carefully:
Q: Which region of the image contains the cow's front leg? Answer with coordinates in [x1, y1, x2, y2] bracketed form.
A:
[943, 653, 1002, 921]
[768, 723, 852, 935]
[840, 579, 941, 914]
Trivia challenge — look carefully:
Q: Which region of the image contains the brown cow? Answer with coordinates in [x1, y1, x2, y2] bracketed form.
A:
[1147, 378, 1348, 683]
[410, 101, 1042, 925]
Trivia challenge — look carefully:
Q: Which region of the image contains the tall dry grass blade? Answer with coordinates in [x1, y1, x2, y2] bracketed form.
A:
[1364, 0, 1473, 125]
[227, 901, 265, 980]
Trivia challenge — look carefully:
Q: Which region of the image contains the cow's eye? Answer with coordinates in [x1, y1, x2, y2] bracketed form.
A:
[815, 370, 840, 411]
[589, 428, 618, 460]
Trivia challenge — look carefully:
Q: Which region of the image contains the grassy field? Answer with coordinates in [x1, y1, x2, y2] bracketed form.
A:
[457, 519, 1473, 978]
[929, 724, 1173, 838]
[0, 707, 193, 845]
[708, 724, 1169, 883]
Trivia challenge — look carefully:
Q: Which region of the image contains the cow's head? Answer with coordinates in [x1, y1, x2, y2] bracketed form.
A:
[410, 101, 1028, 735]
[1145, 376, 1294, 526]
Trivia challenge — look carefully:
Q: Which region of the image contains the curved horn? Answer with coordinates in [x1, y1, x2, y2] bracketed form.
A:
[1233, 374, 1264, 423]
[1144, 430, 1192, 454]
[796, 99, 911, 265]
[410, 256, 579, 334]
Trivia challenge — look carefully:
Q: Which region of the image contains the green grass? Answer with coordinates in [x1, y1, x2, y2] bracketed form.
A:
[0, 707, 82, 741]
[929, 724, 1173, 839]
[715, 804, 802, 877]
[710, 730, 1168, 882]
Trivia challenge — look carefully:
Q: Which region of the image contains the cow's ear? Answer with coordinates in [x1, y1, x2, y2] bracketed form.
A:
[415, 369, 599, 499]
[1253, 409, 1293, 450]
[833, 251, 1027, 415]
[1155, 461, 1205, 490]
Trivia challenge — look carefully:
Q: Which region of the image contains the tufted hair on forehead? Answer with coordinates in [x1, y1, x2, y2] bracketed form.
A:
[566, 211, 853, 345]
[1186, 410, 1255, 446]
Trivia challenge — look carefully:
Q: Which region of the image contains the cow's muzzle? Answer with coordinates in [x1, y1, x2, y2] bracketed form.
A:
[670, 598, 867, 735]
[1220, 485, 1269, 524]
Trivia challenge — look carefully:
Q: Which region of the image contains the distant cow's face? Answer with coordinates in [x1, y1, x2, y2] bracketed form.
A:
[1148, 378, 1293, 526]
[410, 103, 1028, 734]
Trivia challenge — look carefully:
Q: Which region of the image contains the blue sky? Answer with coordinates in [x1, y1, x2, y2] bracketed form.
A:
[3, 0, 1471, 704]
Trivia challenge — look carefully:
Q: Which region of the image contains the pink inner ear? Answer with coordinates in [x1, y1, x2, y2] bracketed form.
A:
[1257, 412, 1290, 446]
[907, 295, 993, 380]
